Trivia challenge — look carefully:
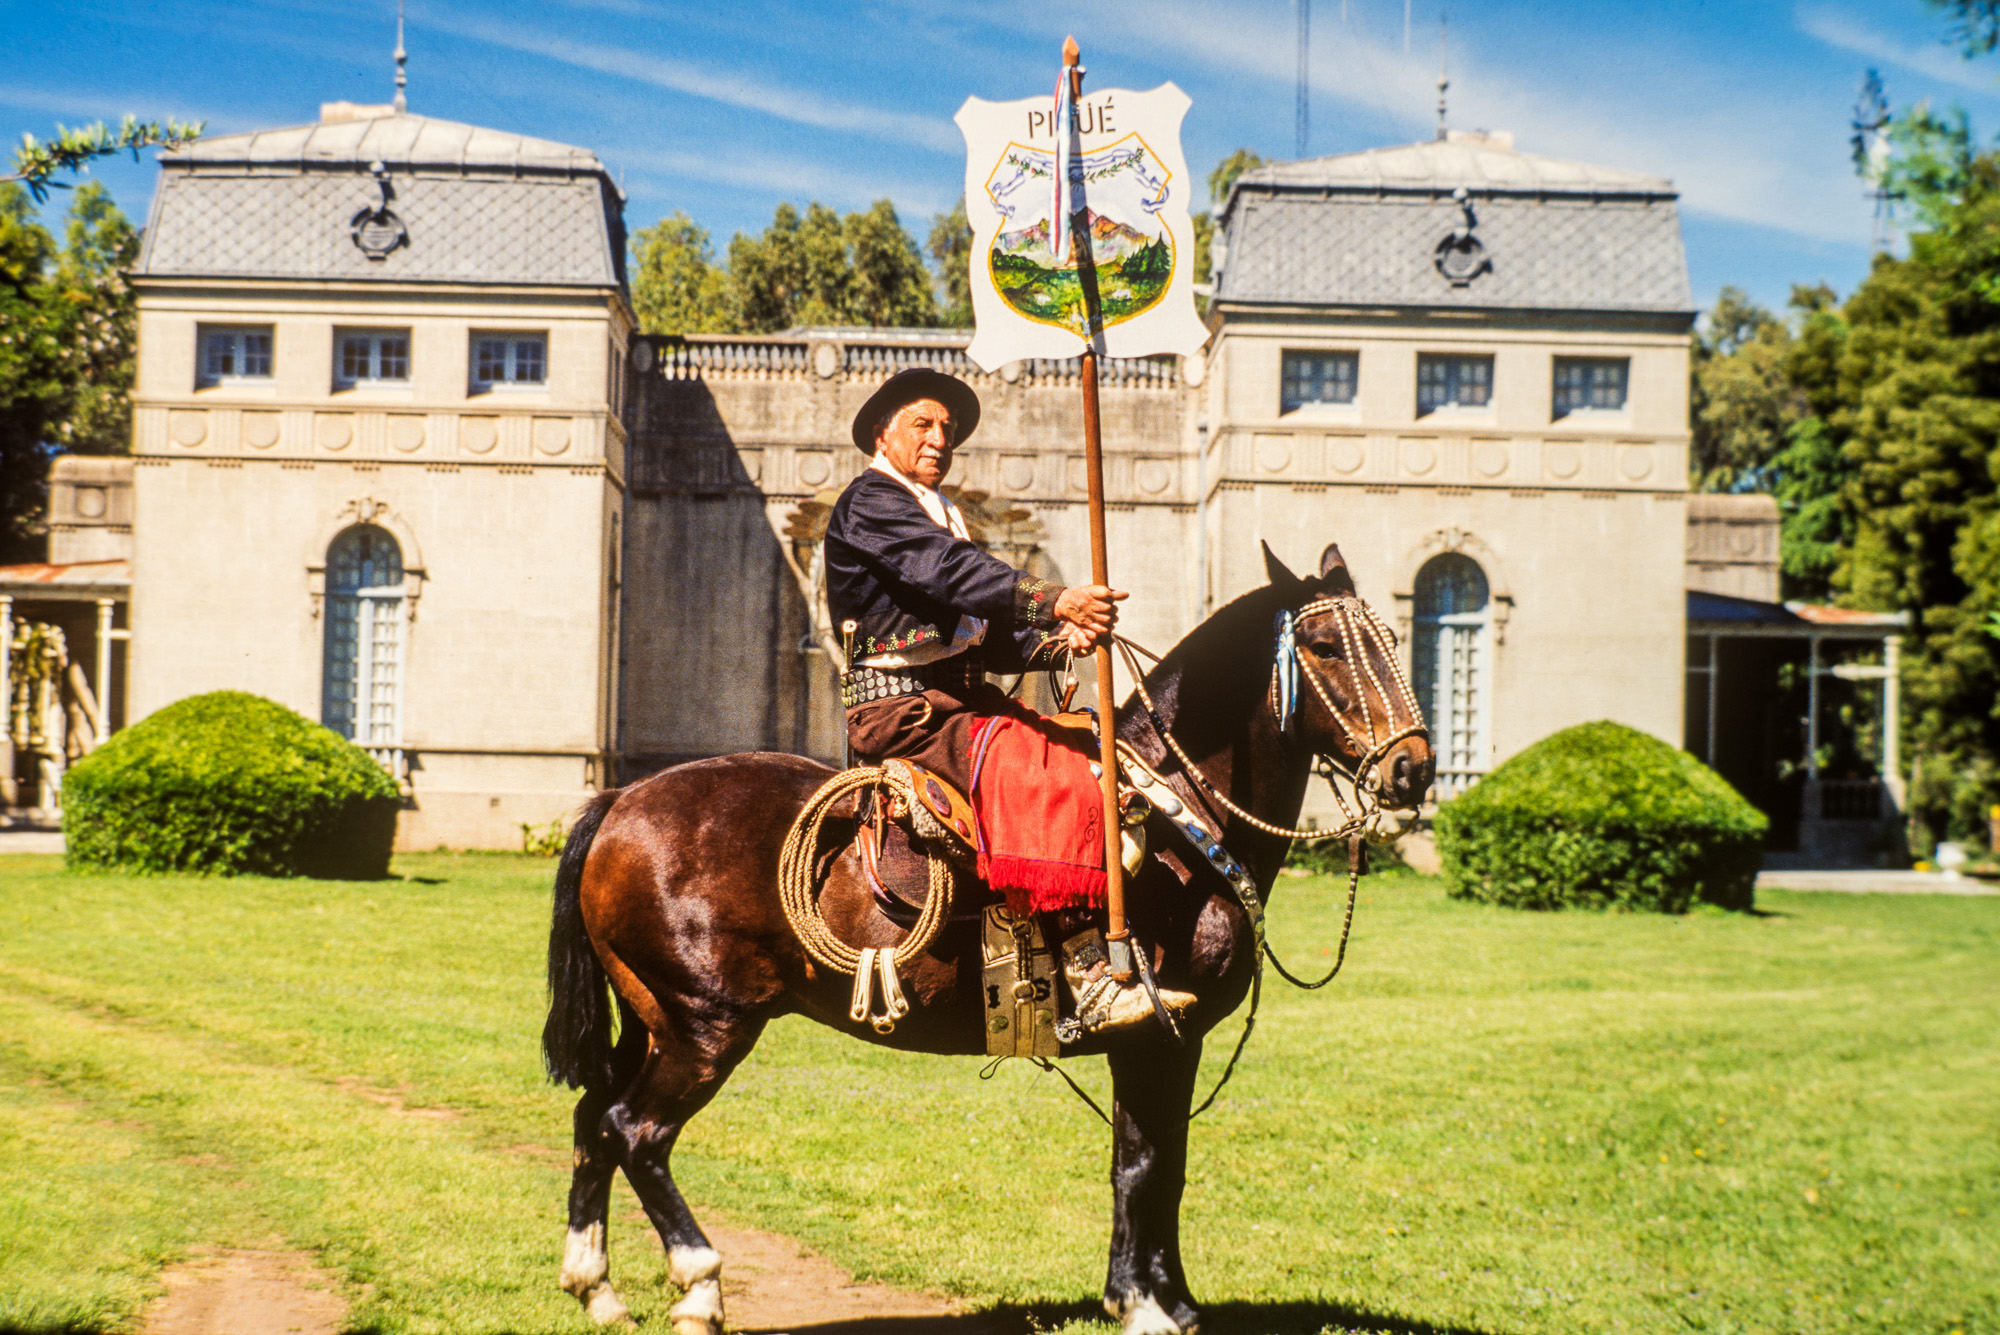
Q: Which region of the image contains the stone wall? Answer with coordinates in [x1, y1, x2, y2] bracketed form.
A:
[618, 331, 1198, 774]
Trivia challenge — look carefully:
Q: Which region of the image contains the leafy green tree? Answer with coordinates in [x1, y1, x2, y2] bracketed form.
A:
[1689, 287, 1801, 493]
[843, 199, 936, 328]
[629, 212, 736, 335]
[729, 200, 935, 333]
[0, 181, 139, 559]
[1206, 148, 1264, 205]
[926, 198, 972, 328]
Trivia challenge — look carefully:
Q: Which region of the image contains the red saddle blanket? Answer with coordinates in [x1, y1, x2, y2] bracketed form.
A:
[967, 710, 1105, 915]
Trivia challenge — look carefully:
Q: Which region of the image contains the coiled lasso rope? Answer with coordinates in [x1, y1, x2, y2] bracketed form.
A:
[777, 766, 954, 1032]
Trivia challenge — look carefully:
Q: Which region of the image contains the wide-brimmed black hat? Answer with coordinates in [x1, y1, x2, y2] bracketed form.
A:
[850, 367, 982, 454]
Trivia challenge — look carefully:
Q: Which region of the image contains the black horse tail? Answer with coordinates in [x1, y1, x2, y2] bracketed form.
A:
[542, 787, 623, 1090]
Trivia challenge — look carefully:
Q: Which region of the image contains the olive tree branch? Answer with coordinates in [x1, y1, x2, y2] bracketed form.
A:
[5, 116, 205, 201]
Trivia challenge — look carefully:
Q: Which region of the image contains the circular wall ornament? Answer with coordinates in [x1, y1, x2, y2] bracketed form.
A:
[350, 207, 408, 261]
[314, 414, 354, 452]
[1473, 440, 1510, 477]
[460, 416, 499, 455]
[168, 410, 208, 447]
[1255, 434, 1292, 472]
[532, 417, 571, 456]
[1136, 459, 1172, 495]
[1000, 455, 1036, 491]
[630, 341, 656, 373]
[1545, 442, 1582, 479]
[797, 450, 832, 487]
[1328, 437, 1366, 474]
[810, 342, 842, 379]
[76, 486, 106, 519]
[1618, 444, 1653, 481]
[388, 415, 427, 453]
[1434, 235, 1490, 287]
[242, 412, 281, 449]
[1400, 439, 1437, 476]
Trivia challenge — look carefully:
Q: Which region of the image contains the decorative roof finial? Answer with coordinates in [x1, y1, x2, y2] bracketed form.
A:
[1435, 17, 1449, 141]
[393, 0, 408, 114]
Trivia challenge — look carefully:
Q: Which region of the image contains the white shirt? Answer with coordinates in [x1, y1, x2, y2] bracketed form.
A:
[859, 452, 989, 668]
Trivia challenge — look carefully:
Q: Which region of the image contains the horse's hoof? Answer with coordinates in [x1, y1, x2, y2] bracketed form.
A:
[583, 1285, 634, 1328]
[669, 1278, 724, 1335]
[1107, 1291, 1184, 1335]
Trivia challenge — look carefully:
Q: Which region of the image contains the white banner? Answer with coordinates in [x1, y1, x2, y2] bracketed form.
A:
[955, 81, 1210, 372]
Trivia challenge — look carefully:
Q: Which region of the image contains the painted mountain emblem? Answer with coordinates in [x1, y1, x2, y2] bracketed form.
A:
[982, 133, 1175, 335]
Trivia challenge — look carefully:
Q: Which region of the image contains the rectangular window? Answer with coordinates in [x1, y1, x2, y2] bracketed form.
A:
[1280, 350, 1358, 412]
[1416, 353, 1493, 414]
[335, 329, 411, 388]
[198, 325, 273, 385]
[1553, 357, 1629, 416]
[471, 333, 548, 390]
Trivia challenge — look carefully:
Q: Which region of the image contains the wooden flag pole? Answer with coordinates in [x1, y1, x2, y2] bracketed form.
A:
[1064, 36, 1135, 982]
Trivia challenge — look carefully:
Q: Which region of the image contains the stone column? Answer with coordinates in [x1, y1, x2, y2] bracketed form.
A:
[95, 598, 115, 739]
[0, 594, 13, 808]
[1883, 634, 1904, 812]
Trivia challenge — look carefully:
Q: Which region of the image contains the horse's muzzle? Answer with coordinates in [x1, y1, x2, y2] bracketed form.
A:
[1377, 736, 1436, 810]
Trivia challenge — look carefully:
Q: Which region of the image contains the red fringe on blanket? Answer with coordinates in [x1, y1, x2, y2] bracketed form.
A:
[968, 711, 1105, 914]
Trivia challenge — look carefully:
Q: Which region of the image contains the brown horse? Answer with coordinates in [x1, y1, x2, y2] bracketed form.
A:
[543, 541, 1434, 1335]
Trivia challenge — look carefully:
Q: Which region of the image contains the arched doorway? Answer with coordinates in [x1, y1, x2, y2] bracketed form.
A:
[321, 525, 405, 759]
[1412, 552, 1491, 798]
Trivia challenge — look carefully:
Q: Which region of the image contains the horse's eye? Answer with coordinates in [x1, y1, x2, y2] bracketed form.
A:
[1308, 642, 1339, 660]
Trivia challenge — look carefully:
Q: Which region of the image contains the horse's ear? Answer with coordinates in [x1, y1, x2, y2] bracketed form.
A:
[1262, 541, 1306, 594]
[1317, 542, 1357, 596]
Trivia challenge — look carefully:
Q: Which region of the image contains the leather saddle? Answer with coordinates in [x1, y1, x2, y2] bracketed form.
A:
[840, 759, 993, 926]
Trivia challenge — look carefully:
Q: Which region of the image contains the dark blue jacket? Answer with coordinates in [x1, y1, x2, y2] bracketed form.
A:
[823, 470, 1063, 675]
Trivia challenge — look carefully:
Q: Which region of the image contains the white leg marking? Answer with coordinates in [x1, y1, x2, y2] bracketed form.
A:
[560, 1224, 609, 1295]
[667, 1244, 725, 1335]
[1114, 1291, 1183, 1335]
[560, 1224, 632, 1327]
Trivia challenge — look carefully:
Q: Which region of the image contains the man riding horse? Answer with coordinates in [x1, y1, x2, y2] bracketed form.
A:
[825, 366, 1191, 1031]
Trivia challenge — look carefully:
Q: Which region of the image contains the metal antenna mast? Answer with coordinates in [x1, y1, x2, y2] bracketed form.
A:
[1296, 0, 1311, 158]
[1436, 17, 1449, 140]
[393, 0, 408, 113]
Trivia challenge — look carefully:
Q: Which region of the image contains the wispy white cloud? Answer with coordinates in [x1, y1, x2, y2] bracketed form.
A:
[612, 143, 950, 220]
[1006, 0, 1872, 244]
[1796, 5, 2000, 95]
[433, 14, 962, 154]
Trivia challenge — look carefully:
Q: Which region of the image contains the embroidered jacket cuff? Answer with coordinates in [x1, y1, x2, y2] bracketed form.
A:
[1015, 577, 1062, 629]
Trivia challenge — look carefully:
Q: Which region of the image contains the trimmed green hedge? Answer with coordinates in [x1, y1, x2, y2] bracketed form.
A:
[63, 692, 401, 878]
[1433, 721, 1767, 913]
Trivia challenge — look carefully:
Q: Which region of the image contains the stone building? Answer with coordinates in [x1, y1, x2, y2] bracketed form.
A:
[21, 109, 1849, 849]
[113, 103, 632, 846]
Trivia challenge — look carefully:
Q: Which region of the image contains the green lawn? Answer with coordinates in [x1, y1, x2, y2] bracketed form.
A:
[0, 851, 1993, 1335]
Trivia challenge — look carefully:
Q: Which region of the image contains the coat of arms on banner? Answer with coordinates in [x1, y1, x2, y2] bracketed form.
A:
[955, 82, 1210, 371]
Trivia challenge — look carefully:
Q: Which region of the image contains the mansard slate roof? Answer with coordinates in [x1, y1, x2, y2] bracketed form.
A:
[135, 112, 625, 288]
[1214, 136, 1692, 316]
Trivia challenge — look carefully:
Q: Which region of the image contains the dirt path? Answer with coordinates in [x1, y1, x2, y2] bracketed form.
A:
[704, 1222, 983, 1333]
[139, 1250, 347, 1335]
[136, 1226, 999, 1335]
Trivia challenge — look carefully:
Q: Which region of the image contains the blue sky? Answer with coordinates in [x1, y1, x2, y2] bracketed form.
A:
[9, 0, 2000, 317]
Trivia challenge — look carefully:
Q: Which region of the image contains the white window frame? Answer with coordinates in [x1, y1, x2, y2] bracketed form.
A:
[334, 328, 412, 389]
[1552, 356, 1630, 419]
[470, 332, 548, 392]
[1416, 352, 1495, 416]
[197, 324, 274, 387]
[1411, 556, 1494, 800]
[1280, 349, 1359, 413]
[322, 529, 406, 770]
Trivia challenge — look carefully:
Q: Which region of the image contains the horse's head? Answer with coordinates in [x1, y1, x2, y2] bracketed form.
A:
[1262, 542, 1436, 811]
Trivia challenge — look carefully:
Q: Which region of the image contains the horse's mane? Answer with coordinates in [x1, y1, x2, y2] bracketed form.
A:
[1115, 578, 1310, 759]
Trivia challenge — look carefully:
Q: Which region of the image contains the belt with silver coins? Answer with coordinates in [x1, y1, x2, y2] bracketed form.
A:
[841, 655, 983, 709]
